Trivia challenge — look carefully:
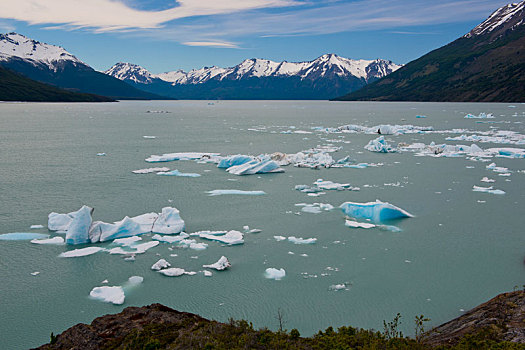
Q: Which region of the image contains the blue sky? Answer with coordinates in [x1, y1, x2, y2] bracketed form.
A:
[0, 0, 512, 73]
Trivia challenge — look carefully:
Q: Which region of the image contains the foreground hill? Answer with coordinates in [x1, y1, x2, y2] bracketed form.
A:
[37, 291, 524, 349]
[334, 1, 525, 102]
[0, 33, 166, 100]
[0, 66, 113, 102]
[105, 55, 401, 100]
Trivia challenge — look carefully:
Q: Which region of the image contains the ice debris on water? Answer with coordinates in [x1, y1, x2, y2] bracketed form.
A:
[364, 136, 397, 153]
[30, 224, 44, 229]
[157, 170, 201, 177]
[295, 203, 334, 214]
[90, 286, 125, 305]
[31, 236, 65, 245]
[132, 167, 170, 174]
[226, 156, 284, 175]
[296, 179, 359, 193]
[0, 232, 49, 241]
[329, 283, 350, 291]
[190, 230, 244, 245]
[274, 236, 286, 241]
[340, 200, 413, 223]
[313, 124, 433, 135]
[146, 152, 220, 162]
[288, 236, 317, 244]
[481, 177, 495, 183]
[159, 268, 194, 277]
[464, 113, 494, 119]
[151, 259, 171, 270]
[206, 190, 266, 196]
[472, 186, 505, 195]
[59, 247, 106, 258]
[202, 256, 231, 270]
[31, 271, 40, 276]
[96, 153, 106, 156]
[151, 233, 189, 243]
[264, 268, 286, 280]
[344, 220, 376, 229]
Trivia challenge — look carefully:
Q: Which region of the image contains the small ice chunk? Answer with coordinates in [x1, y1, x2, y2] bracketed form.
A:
[127, 276, 144, 285]
[132, 167, 170, 174]
[143, 136, 156, 139]
[159, 268, 187, 277]
[96, 153, 106, 156]
[89, 286, 125, 305]
[274, 235, 286, 241]
[329, 283, 349, 291]
[340, 200, 413, 223]
[157, 170, 201, 177]
[101, 280, 109, 284]
[226, 157, 284, 175]
[132, 241, 160, 253]
[192, 230, 244, 245]
[217, 155, 254, 168]
[472, 186, 505, 195]
[59, 247, 105, 258]
[203, 256, 231, 270]
[152, 233, 190, 243]
[480, 177, 495, 183]
[203, 270, 213, 277]
[113, 236, 142, 246]
[146, 152, 220, 163]
[264, 268, 286, 280]
[288, 236, 317, 244]
[344, 220, 376, 229]
[31, 236, 65, 245]
[151, 259, 171, 270]
[0, 232, 49, 241]
[206, 190, 266, 196]
[30, 271, 40, 276]
[30, 225, 44, 229]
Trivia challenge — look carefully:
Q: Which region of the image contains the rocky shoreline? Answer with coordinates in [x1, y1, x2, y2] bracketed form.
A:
[37, 291, 524, 349]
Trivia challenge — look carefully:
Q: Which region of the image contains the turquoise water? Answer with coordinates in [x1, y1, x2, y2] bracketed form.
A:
[1, 101, 524, 349]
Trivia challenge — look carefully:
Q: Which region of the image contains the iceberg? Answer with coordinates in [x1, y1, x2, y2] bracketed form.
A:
[157, 170, 201, 177]
[480, 177, 495, 183]
[264, 268, 286, 280]
[90, 216, 145, 243]
[65, 206, 93, 245]
[296, 203, 334, 214]
[288, 236, 317, 244]
[364, 136, 397, 153]
[112, 236, 142, 246]
[206, 189, 266, 196]
[274, 235, 286, 241]
[472, 186, 505, 195]
[159, 268, 190, 277]
[226, 157, 283, 175]
[329, 283, 350, 291]
[151, 259, 171, 271]
[132, 167, 170, 174]
[48, 208, 82, 231]
[344, 220, 376, 229]
[202, 256, 231, 271]
[31, 236, 65, 245]
[217, 155, 254, 168]
[151, 233, 189, 243]
[313, 179, 352, 191]
[59, 247, 105, 258]
[152, 207, 185, 234]
[89, 286, 125, 305]
[146, 152, 220, 163]
[190, 230, 244, 245]
[0, 232, 49, 241]
[30, 224, 44, 229]
[340, 200, 413, 223]
[464, 113, 494, 119]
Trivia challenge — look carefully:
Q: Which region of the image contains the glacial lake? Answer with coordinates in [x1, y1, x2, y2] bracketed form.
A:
[1, 100, 524, 349]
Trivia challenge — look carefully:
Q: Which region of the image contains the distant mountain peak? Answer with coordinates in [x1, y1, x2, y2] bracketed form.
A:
[465, 1, 524, 38]
[0, 32, 84, 68]
[104, 62, 155, 84]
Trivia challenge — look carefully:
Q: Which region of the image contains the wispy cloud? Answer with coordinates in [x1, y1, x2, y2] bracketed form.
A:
[183, 41, 239, 48]
[0, 0, 299, 32]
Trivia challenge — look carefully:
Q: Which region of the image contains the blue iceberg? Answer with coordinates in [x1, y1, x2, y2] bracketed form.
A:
[217, 155, 254, 168]
[156, 170, 201, 177]
[65, 205, 93, 245]
[0, 232, 50, 241]
[226, 157, 284, 175]
[340, 200, 413, 223]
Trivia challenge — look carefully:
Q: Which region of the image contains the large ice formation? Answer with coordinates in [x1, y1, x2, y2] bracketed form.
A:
[340, 200, 413, 223]
[64, 206, 93, 245]
[364, 136, 397, 153]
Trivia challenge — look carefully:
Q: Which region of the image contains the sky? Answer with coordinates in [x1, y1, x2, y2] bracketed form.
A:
[0, 0, 513, 73]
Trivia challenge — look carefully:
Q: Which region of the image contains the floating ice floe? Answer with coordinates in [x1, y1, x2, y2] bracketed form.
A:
[203, 256, 231, 270]
[108, 241, 159, 255]
[274, 235, 286, 241]
[364, 136, 397, 153]
[159, 268, 194, 277]
[481, 177, 495, 183]
[264, 268, 286, 280]
[151, 259, 171, 270]
[486, 163, 510, 174]
[344, 220, 376, 229]
[31, 236, 65, 245]
[329, 283, 350, 291]
[132, 167, 170, 174]
[243, 226, 262, 234]
[176, 239, 208, 250]
[217, 155, 254, 168]
[143, 136, 156, 139]
[151, 233, 190, 243]
[399, 142, 484, 158]
[203, 270, 213, 277]
[90, 286, 124, 304]
[59, 247, 105, 258]
[146, 152, 220, 163]
[206, 190, 266, 196]
[0, 232, 49, 241]
[313, 124, 433, 135]
[472, 186, 505, 195]
[226, 156, 284, 175]
[157, 170, 201, 177]
[30, 224, 44, 229]
[340, 200, 413, 223]
[30, 271, 40, 276]
[464, 113, 494, 119]
[295, 203, 334, 214]
[288, 236, 317, 244]
[96, 153, 106, 156]
[190, 230, 244, 245]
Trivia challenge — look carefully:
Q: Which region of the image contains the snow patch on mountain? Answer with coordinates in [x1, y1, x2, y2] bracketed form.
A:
[0, 32, 84, 69]
[465, 1, 524, 37]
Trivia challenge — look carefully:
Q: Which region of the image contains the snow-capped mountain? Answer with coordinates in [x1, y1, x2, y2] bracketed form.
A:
[0, 32, 85, 70]
[106, 54, 400, 86]
[0, 33, 163, 99]
[465, 1, 524, 38]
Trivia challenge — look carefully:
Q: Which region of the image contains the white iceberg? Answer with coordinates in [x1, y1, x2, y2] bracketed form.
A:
[0, 232, 49, 241]
[273, 235, 286, 241]
[89, 286, 125, 305]
[288, 236, 317, 244]
[340, 200, 413, 223]
[31, 236, 65, 245]
[296, 203, 334, 214]
[146, 152, 220, 163]
[151, 233, 189, 243]
[313, 179, 351, 190]
[132, 167, 170, 174]
[59, 247, 105, 258]
[364, 136, 397, 153]
[264, 268, 286, 280]
[344, 220, 376, 229]
[157, 170, 201, 177]
[472, 186, 505, 195]
[191, 230, 244, 245]
[329, 283, 350, 291]
[48, 207, 82, 232]
[159, 268, 189, 277]
[152, 207, 185, 234]
[30, 224, 44, 229]
[206, 189, 266, 196]
[203, 256, 231, 270]
[151, 259, 171, 270]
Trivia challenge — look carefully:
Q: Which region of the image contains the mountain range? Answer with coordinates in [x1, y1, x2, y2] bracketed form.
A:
[104, 55, 401, 100]
[334, 1, 525, 102]
[0, 33, 162, 100]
